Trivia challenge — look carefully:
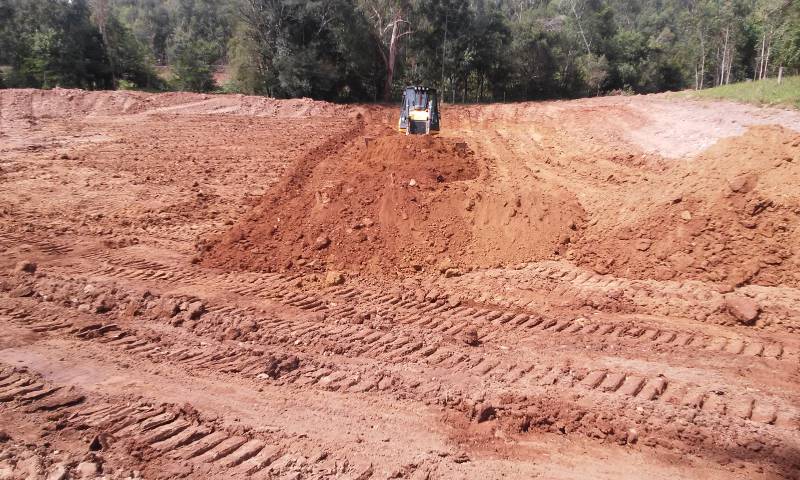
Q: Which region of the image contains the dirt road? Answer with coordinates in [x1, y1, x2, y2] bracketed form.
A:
[1, 88, 799, 479]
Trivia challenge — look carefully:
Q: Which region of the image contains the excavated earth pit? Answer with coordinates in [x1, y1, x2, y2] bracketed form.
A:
[1, 88, 800, 479]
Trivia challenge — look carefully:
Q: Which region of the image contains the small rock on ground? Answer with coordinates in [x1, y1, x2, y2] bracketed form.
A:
[14, 260, 37, 274]
[187, 301, 205, 320]
[325, 271, 344, 286]
[75, 461, 99, 478]
[724, 295, 760, 324]
[314, 235, 331, 250]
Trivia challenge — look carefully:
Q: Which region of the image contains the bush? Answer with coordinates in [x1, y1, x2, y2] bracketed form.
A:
[169, 26, 217, 92]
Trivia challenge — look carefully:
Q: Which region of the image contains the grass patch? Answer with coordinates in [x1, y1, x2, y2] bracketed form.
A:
[681, 76, 800, 109]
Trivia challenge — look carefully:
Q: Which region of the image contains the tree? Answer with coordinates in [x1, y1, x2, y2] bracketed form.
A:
[3, 0, 798, 99]
[752, 0, 793, 80]
[170, 25, 216, 92]
[227, 21, 266, 94]
[232, 0, 381, 100]
[774, 0, 800, 73]
[89, 0, 161, 89]
[404, 0, 473, 100]
[584, 54, 609, 95]
[359, 0, 413, 100]
[470, 1, 512, 101]
[1, 0, 113, 89]
[105, 14, 163, 89]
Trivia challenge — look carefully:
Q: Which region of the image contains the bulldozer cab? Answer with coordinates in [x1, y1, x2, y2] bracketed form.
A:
[398, 86, 439, 135]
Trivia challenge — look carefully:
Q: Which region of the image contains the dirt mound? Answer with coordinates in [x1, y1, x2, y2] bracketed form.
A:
[202, 126, 477, 274]
[574, 126, 800, 287]
[0, 88, 342, 124]
[202, 126, 583, 275]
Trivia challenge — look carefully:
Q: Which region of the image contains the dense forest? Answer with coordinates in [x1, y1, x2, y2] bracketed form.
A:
[1, 0, 798, 101]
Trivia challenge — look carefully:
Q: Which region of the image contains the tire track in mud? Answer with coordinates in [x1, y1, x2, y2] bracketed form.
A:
[0, 230, 74, 256]
[316, 282, 794, 363]
[51, 247, 799, 366]
[12, 255, 799, 395]
[45, 244, 800, 352]
[3, 273, 799, 469]
[439, 261, 800, 333]
[0, 363, 377, 480]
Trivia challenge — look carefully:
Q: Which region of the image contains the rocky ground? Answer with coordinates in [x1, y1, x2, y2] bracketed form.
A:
[1, 88, 799, 479]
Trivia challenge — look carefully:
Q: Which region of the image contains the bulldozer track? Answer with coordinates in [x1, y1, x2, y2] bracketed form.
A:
[12, 259, 799, 360]
[3, 284, 798, 460]
[40, 251, 800, 367]
[0, 363, 377, 479]
[442, 261, 800, 332]
[0, 230, 74, 256]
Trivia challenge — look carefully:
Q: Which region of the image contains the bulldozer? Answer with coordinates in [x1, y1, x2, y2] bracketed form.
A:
[398, 86, 440, 135]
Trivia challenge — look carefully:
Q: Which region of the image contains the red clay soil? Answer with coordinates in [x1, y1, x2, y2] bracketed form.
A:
[4, 88, 800, 480]
[0, 87, 343, 120]
[573, 126, 800, 288]
[202, 123, 584, 275]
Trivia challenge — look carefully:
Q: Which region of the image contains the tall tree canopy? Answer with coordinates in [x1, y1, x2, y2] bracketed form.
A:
[1, 0, 797, 99]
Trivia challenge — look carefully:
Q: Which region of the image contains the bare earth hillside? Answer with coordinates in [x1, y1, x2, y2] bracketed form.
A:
[1, 88, 800, 479]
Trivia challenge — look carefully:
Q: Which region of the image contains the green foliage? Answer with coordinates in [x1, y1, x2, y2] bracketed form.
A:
[233, 0, 382, 100]
[1, 0, 113, 89]
[2, 0, 799, 101]
[506, 14, 572, 98]
[103, 14, 165, 89]
[117, 79, 137, 90]
[775, 0, 800, 69]
[226, 23, 265, 95]
[684, 76, 800, 108]
[114, 0, 172, 63]
[584, 54, 610, 95]
[169, 25, 216, 92]
[0, 0, 164, 90]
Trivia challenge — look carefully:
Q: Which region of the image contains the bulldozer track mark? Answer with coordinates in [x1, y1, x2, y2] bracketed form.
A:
[570, 368, 798, 428]
[34, 253, 794, 372]
[0, 230, 74, 255]
[2, 293, 799, 466]
[0, 362, 376, 479]
[0, 370, 86, 412]
[3, 265, 799, 464]
[249, 280, 795, 366]
[447, 261, 800, 333]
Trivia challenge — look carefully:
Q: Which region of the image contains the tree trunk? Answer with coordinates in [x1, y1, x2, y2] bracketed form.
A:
[699, 47, 705, 89]
[381, 18, 400, 101]
[757, 31, 766, 80]
[441, 14, 447, 91]
[91, 0, 115, 84]
[697, 28, 705, 90]
[719, 27, 729, 87]
[571, 0, 591, 55]
[726, 47, 733, 84]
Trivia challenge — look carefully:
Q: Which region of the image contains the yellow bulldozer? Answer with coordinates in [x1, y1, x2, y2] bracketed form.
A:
[398, 86, 440, 135]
